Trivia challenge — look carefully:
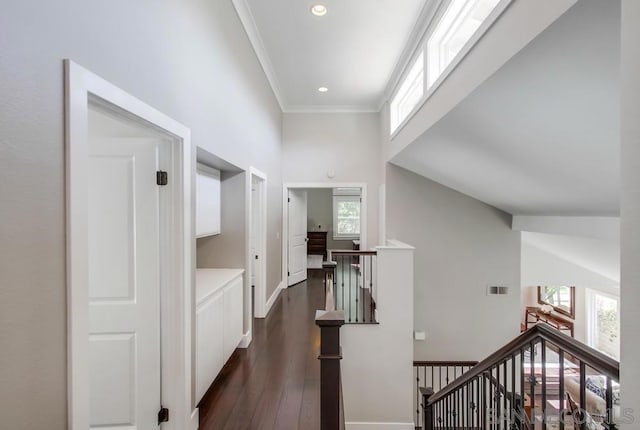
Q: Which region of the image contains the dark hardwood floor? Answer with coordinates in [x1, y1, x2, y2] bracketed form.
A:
[198, 270, 324, 430]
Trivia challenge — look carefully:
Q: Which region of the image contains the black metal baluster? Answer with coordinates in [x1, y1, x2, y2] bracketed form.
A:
[416, 367, 420, 426]
[341, 256, 345, 312]
[559, 350, 565, 430]
[520, 348, 525, 430]
[541, 340, 547, 430]
[579, 361, 586, 430]
[348, 256, 352, 322]
[369, 255, 373, 323]
[511, 355, 516, 429]
[530, 342, 535, 428]
[606, 375, 614, 429]
[482, 372, 487, 429]
[504, 360, 508, 430]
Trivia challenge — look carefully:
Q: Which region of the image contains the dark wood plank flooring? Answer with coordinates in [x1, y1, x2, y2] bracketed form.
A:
[198, 271, 324, 430]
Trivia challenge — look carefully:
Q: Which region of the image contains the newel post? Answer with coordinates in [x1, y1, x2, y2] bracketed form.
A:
[316, 309, 345, 430]
[420, 387, 435, 430]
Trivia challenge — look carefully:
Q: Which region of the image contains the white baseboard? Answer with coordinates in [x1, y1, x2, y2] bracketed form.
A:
[238, 330, 252, 348]
[345, 423, 414, 430]
[264, 280, 284, 317]
[190, 408, 199, 430]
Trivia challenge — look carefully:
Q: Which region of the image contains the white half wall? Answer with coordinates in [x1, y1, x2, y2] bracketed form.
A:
[620, 0, 640, 426]
[341, 241, 414, 428]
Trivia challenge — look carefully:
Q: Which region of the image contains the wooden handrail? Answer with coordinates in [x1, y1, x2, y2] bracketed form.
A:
[329, 250, 377, 256]
[427, 322, 619, 406]
[413, 360, 478, 367]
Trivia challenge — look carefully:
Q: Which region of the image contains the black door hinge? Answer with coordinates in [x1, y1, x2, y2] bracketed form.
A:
[288, 197, 290, 203]
[157, 171, 168, 186]
[287, 271, 290, 276]
[158, 407, 169, 424]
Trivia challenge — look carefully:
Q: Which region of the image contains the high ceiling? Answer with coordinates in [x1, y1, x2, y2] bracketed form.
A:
[392, 0, 620, 216]
[236, 0, 427, 111]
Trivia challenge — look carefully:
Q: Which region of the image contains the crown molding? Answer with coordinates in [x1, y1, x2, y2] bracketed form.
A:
[284, 104, 380, 114]
[232, 0, 287, 111]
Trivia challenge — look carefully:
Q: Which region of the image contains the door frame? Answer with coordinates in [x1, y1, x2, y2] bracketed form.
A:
[282, 182, 368, 289]
[246, 168, 268, 323]
[65, 60, 195, 430]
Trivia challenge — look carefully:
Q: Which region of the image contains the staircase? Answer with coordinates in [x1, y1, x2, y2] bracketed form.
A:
[417, 324, 620, 430]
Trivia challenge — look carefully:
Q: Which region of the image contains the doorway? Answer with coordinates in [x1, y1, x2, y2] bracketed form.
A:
[282, 183, 368, 288]
[65, 61, 194, 430]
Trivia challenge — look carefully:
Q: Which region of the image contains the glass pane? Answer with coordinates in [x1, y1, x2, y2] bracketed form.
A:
[594, 295, 619, 359]
[336, 200, 360, 236]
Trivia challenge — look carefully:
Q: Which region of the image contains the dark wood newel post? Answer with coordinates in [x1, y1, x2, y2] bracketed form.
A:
[420, 387, 435, 430]
[316, 309, 345, 430]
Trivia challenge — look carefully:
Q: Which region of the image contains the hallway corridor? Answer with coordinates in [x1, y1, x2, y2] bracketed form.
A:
[198, 271, 324, 430]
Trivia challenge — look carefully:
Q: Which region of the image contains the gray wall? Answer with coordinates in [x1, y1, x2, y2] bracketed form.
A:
[621, 0, 640, 425]
[386, 165, 521, 360]
[197, 172, 247, 270]
[283, 113, 382, 248]
[0, 1, 282, 428]
[306, 188, 355, 251]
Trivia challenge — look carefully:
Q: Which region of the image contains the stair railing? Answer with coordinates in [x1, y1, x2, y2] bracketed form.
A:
[420, 323, 620, 430]
[325, 250, 378, 324]
[413, 361, 478, 427]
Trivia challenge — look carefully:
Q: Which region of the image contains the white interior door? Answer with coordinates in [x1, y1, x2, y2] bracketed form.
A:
[251, 182, 260, 289]
[88, 137, 165, 429]
[288, 189, 308, 286]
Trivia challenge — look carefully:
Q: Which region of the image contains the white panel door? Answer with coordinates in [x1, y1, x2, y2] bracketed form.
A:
[88, 138, 164, 429]
[288, 189, 308, 286]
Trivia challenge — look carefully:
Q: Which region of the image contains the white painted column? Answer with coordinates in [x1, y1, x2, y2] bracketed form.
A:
[620, 1, 640, 426]
[341, 240, 415, 429]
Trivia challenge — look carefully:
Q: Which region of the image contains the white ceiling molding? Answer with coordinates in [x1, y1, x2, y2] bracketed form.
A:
[232, 0, 287, 111]
[377, 0, 442, 111]
[286, 104, 379, 114]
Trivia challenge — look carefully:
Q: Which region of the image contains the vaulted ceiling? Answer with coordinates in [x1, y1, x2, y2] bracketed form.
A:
[392, 0, 620, 216]
[234, 0, 427, 111]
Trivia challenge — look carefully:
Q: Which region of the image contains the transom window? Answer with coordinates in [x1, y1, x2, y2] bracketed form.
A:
[389, 0, 509, 135]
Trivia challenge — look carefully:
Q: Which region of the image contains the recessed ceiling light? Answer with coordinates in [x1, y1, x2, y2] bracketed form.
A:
[311, 4, 328, 17]
[318, 87, 328, 93]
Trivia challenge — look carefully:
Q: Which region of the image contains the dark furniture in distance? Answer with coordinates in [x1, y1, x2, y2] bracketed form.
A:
[307, 231, 327, 260]
[524, 306, 574, 337]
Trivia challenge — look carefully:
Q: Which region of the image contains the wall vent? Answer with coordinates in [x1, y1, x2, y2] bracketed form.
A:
[487, 285, 509, 295]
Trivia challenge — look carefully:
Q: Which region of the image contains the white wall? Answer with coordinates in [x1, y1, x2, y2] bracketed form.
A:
[0, 1, 282, 427]
[620, 0, 640, 426]
[282, 113, 382, 248]
[341, 241, 414, 429]
[386, 165, 521, 361]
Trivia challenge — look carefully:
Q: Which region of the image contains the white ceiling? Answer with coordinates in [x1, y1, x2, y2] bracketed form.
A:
[236, 0, 427, 111]
[522, 231, 620, 284]
[392, 0, 620, 216]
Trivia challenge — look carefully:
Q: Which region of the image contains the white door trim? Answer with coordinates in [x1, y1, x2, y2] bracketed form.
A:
[246, 167, 268, 323]
[65, 60, 195, 430]
[282, 182, 368, 289]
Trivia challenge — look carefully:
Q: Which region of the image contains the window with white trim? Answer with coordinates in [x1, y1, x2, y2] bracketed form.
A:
[332, 189, 361, 240]
[427, 0, 502, 89]
[389, 0, 509, 135]
[390, 53, 424, 133]
[586, 289, 620, 360]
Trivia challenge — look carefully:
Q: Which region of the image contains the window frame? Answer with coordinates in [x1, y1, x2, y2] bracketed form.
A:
[389, 0, 512, 139]
[332, 194, 361, 240]
[586, 289, 620, 360]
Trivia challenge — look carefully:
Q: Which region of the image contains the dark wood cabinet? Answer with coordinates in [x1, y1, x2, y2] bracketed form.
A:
[307, 231, 327, 260]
